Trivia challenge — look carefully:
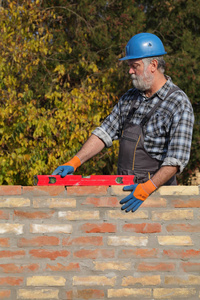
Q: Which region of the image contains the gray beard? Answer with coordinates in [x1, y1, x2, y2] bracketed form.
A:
[131, 73, 153, 92]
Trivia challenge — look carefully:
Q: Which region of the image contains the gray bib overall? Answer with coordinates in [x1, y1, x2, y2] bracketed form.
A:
[117, 87, 179, 185]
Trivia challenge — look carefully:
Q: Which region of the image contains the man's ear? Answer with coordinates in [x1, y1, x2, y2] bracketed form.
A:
[150, 59, 158, 73]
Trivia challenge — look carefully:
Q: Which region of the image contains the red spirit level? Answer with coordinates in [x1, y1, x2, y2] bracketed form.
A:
[34, 175, 135, 186]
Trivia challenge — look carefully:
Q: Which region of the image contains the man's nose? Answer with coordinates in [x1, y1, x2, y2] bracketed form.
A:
[129, 67, 135, 75]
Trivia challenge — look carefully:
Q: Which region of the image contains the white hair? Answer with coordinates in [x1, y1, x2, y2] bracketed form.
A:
[142, 56, 166, 74]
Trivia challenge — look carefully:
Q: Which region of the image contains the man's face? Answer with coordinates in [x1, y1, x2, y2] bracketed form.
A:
[128, 59, 154, 92]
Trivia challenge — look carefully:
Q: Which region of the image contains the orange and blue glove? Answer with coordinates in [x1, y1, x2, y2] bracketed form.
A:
[52, 156, 81, 178]
[120, 179, 157, 212]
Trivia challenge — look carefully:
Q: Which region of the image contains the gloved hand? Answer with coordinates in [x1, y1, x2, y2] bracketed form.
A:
[52, 156, 81, 178]
[120, 179, 157, 213]
[52, 165, 74, 177]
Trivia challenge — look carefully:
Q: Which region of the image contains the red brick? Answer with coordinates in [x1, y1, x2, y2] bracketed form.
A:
[0, 251, 25, 259]
[66, 186, 108, 196]
[123, 223, 161, 233]
[83, 197, 119, 207]
[118, 248, 159, 258]
[181, 262, 200, 272]
[0, 210, 9, 220]
[63, 236, 103, 246]
[18, 236, 59, 247]
[137, 262, 175, 272]
[81, 223, 116, 233]
[0, 238, 10, 247]
[0, 277, 23, 286]
[29, 249, 70, 260]
[0, 186, 21, 196]
[0, 263, 39, 273]
[66, 289, 104, 299]
[0, 290, 11, 298]
[14, 210, 55, 219]
[166, 223, 200, 232]
[22, 186, 65, 196]
[172, 198, 200, 208]
[163, 249, 200, 259]
[46, 263, 80, 272]
[66, 291, 73, 299]
[74, 249, 115, 259]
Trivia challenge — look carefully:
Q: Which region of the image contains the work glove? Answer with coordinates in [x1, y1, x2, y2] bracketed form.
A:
[120, 179, 157, 213]
[52, 156, 81, 178]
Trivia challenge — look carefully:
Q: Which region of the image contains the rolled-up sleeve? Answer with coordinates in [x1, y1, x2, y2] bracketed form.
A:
[162, 102, 194, 173]
[92, 101, 124, 148]
[92, 127, 113, 147]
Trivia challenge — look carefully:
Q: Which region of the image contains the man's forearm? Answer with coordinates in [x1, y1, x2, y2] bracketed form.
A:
[76, 134, 105, 164]
[151, 166, 179, 188]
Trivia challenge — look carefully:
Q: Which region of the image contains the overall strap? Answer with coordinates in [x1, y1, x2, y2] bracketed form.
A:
[141, 86, 180, 126]
[126, 90, 141, 121]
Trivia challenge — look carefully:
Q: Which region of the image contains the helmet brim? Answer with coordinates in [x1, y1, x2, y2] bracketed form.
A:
[119, 52, 167, 61]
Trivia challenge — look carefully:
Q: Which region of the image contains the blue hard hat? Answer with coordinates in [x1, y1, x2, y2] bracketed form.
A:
[120, 32, 167, 60]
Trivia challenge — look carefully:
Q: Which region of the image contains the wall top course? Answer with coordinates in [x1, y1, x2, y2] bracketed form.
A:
[0, 185, 200, 196]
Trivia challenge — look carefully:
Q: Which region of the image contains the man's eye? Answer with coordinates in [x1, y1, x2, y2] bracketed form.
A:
[131, 64, 138, 68]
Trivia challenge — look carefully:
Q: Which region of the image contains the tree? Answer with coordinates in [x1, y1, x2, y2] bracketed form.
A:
[1, 0, 199, 185]
[0, 0, 62, 185]
[0, 0, 146, 185]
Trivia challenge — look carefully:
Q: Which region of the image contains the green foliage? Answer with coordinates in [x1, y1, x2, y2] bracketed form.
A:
[0, 0, 145, 185]
[0, 0, 199, 185]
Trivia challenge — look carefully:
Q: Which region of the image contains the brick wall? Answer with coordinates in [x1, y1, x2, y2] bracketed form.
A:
[0, 184, 200, 300]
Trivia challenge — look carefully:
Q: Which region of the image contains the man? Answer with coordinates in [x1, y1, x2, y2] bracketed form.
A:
[52, 33, 194, 213]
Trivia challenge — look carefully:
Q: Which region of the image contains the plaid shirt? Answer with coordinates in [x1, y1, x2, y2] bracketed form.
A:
[92, 77, 194, 173]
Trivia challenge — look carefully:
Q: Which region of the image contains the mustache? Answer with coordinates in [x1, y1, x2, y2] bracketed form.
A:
[131, 74, 137, 80]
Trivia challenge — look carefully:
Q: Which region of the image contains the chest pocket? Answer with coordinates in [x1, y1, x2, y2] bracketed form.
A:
[146, 111, 171, 137]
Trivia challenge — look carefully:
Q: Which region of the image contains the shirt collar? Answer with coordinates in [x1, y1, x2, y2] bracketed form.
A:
[156, 75, 173, 100]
